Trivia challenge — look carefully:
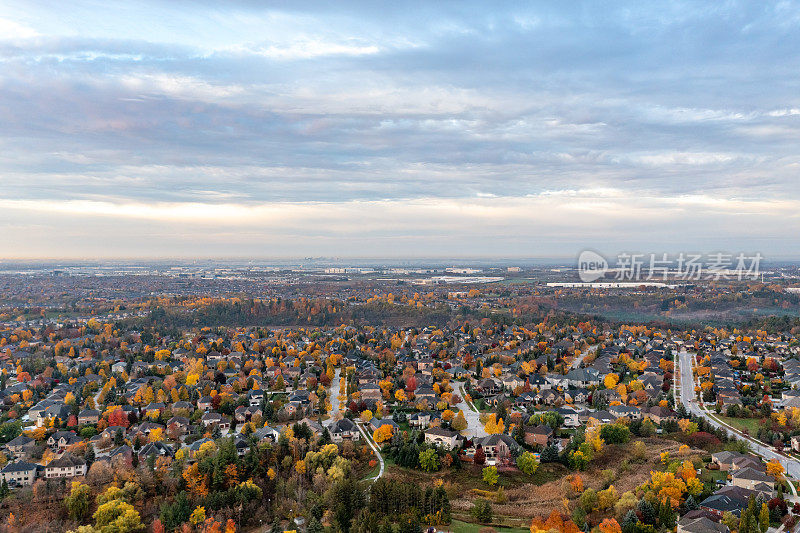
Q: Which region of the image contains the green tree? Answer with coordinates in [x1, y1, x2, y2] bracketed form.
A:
[580, 488, 598, 513]
[329, 478, 366, 533]
[159, 491, 191, 531]
[451, 411, 468, 432]
[600, 423, 631, 444]
[759, 503, 769, 533]
[65, 481, 92, 522]
[306, 517, 323, 533]
[418, 449, 440, 472]
[516, 451, 539, 476]
[482, 465, 499, 486]
[397, 512, 422, 533]
[470, 498, 492, 523]
[92, 499, 144, 532]
[721, 512, 739, 533]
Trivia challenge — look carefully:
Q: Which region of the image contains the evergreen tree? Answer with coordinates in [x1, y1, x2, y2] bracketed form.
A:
[759, 503, 769, 533]
[637, 499, 656, 525]
[397, 512, 422, 533]
[658, 501, 676, 529]
[685, 495, 698, 511]
[541, 445, 559, 463]
[621, 509, 638, 533]
[84, 445, 95, 465]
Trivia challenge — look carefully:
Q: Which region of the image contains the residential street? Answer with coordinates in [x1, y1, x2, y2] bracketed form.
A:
[454, 381, 487, 439]
[569, 343, 599, 370]
[677, 350, 800, 496]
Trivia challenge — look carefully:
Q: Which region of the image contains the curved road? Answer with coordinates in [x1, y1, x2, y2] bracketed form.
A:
[356, 420, 385, 481]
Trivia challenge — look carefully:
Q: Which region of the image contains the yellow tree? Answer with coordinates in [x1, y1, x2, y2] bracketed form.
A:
[604, 373, 619, 389]
[373, 424, 394, 443]
[149, 428, 164, 442]
[766, 460, 785, 480]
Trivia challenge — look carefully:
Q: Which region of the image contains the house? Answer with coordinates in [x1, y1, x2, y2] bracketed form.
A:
[369, 418, 399, 433]
[138, 441, 174, 461]
[234, 405, 260, 422]
[187, 438, 215, 460]
[200, 412, 230, 431]
[47, 430, 81, 453]
[700, 485, 755, 518]
[730, 455, 763, 472]
[563, 388, 588, 404]
[254, 426, 281, 443]
[248, 389, 265, 407]
[144, 402, 165, 416]
[555, 406, 580, 427]
[647, 406, 677, 424]
[101, 426, 128, 441]
[45, 453, 87, 479]
[524, 425, 553, 448]
[5, 435, 35, 459]
[731, 467, 775, 494]
[197, 396, 213, 411]
[167, 416, 191, 437]
[0, 461, 37, 486]
[100, 445, 133, 465]
[677, 516, 729, 533]
[711, 451, 748, 471]
[608, 405, 642, 420]
[37, 403, 71, 427]
[415, 386, 437, 402]
[424, 427, 461, 450]
[359, 384, 382, 401]
[78, 408, 101, 425]
[329, 418, 360, 443]
[409, 412, 432, 429]
[476, 434, 518, 463]
[565, 368, 600, 388]
[476, 378, 501, 396]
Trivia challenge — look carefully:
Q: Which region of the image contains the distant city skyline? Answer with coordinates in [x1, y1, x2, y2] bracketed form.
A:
[2, 1, 800, 258]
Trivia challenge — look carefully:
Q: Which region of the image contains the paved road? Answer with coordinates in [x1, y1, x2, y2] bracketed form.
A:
[356, 420, 385, 481]
[454, 381, 487, 440]
[677, 350, 800, 494]
[329, 367, 341, 417]
[570, 343, 599, 370]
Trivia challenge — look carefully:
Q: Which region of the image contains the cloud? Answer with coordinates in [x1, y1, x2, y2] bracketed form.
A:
[1, 2, 800, 257]
[1, 191, 798, 258]
[0, 17, 38, 40]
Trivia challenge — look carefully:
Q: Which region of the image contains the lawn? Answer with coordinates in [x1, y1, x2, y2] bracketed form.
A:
[447, 519, 530, 533]
[700, 467, 728, 484]
[715, 415, 762, 435]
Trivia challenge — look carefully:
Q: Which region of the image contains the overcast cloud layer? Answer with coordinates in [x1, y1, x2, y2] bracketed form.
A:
[1, 1, 799, 259]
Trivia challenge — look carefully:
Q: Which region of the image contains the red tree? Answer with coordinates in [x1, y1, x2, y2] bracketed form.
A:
[109, 408, 130, 428]
[474, 445, 486, 465]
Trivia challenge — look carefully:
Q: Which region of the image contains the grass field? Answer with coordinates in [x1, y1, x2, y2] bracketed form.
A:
[447, 519, 530, 533]
[715, 416, 761, 435]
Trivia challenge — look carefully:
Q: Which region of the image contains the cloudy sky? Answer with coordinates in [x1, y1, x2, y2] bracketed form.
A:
[1, 1, 799, 259]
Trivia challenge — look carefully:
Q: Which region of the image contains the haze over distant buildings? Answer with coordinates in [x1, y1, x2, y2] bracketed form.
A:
[1, 1, 800, 258]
